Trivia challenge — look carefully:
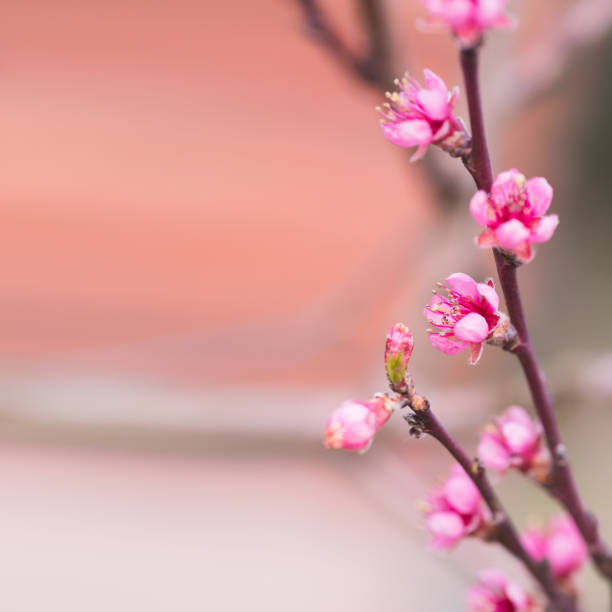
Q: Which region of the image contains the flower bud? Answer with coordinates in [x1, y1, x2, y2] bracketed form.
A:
[324, 395, 397, 453]
[520, 515, 587, 581]
[384, 323, 414, 393]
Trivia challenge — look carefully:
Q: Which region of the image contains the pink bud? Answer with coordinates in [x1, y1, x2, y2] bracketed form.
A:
[470, 169, 558, 262]
[324, 395, 396, 452]
[425, 273, 501, 365]
[520, 515, 587, 580]
[384, 323, 414, 393]
[467, 569, 539, 612]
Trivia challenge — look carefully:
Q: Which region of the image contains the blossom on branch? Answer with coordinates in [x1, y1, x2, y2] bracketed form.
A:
[424, 272, 501, 365]
[423, 463, 489, 550]
[470, 169, 559, 262]
[478, 405, 551, 481]
[377, 69, 470, 161]
[420, 0, 514, 47]
[324, 394, 396, 452]
[467, 569, 540, 612]
[520, 515, 588, 581]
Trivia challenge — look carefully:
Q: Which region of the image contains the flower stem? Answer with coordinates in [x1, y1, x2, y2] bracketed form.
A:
[409, 403, 577, 612]
[459, 46, 612, 583]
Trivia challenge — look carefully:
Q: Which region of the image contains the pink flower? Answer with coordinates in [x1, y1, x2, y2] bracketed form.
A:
[385, 323, 414, 393]
[324, 394, 395, 452]
[521, 516, 588, 580]
[478, 406, 551, 480]
[470, 169, 559, 262]
[423, 464, 489, 549]
[377, 69, 469, 161]
[420, 0, 513, 47]
[467, 569, 539, 612]
[424, 272, 501, 365]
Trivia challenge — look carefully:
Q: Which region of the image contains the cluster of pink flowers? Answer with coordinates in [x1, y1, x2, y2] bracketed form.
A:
[420, 0, 513, 47]
[425, 272, 501, 365]
[324, 394, 395, 452]
[423, 464, 489, 549]
[377, 69, 468, 161]
[470, 169, 559, 262]
[478, 405, 551, 480]
[521, 515, 588, 582]
[467, 570, 540, 612]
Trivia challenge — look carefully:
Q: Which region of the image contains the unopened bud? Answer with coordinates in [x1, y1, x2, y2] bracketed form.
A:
[385, 323, 414, 393]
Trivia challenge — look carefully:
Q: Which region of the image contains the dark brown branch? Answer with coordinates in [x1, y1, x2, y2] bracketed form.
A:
[459, 45, 612, 584]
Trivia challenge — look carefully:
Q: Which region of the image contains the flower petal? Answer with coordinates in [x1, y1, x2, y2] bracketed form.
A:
[495, 219, 530, 250]
[427, 511, 465, 549]
[476, 228, 498, 248]
[469, 190, 490, 227]
[530, 214, 559, 244]
[454, 313, 489, 343]
[526, 177, 553, 216]
[382, 119, 432, 148]
[417, 89, 448, 121]
[476, 282, 500, 312]
[501, 421, 537, 455]
[428, 333, 466, 355]
[445, 272, 479, 300]
[423, 68, 448, 96]
[469, 342, 484, 365]
[444, 472, 480, 515]
[514, 241, 533, 262]
[478, 432, 511, 472]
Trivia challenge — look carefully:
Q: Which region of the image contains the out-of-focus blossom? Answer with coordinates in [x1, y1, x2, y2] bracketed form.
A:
[420, 0, 514, 47]
[324, 394, 395, 452]
[384, 323, 414, 393]
[423, 464, 489, 549]
[377, 69, 470, 161]
[470, 169, 559, 262]
[467, 569, 540, 611]
[478, 405, 551, 481]
[424, 272, 501, 365]
[521, 515, 588, 580]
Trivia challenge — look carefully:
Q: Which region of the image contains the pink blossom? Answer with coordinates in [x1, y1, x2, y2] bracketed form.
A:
[324, 394, 395, 452]
[420, 0, 513, 47]
[424, 272, 501, 365]
[470, 169, 559, 262]
[384, 323, 414, 392]
[377, 69, 469, 161]
[478, 406, 551, 480]
[467, 569, 539, 612]
[423, 464, 489, 549]
[520, 515, 588, 580]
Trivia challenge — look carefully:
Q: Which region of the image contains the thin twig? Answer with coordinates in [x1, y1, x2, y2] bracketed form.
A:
[407, 401, 577, 612]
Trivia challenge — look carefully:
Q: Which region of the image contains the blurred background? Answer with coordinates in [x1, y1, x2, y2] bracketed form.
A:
[1, 0, 612, 610]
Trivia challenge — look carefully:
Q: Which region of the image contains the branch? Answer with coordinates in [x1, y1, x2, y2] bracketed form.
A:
[459, 45, 612, 584]
[295, 0, 387, 85]
[406, 398, 577, 612]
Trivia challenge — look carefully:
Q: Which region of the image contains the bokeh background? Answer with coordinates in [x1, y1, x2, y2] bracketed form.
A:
[2, 0, 612, 610]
